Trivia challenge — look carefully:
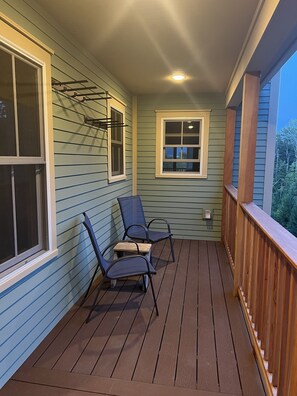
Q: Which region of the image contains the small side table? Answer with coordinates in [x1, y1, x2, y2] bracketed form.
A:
[111, 242, 152, 288]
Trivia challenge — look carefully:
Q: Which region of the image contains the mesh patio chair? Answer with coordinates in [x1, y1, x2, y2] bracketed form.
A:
[117, 195, 175, 261]
[82, 212, 159, 322]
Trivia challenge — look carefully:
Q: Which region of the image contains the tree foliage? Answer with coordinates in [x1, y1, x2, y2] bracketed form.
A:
[272, 120, 297, 237]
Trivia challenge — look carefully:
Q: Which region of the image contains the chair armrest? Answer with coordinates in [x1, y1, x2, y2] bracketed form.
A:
[125, 224, 149, 241]
[106, 254, 153, 277]
[147, 218, 172, 233]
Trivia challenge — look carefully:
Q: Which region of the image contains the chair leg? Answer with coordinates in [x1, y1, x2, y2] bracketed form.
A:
[81, 261, 101, 306]
[142, 275, 148, 292]
[148, 273, 159, 316]
[169, 236, 175, 262]
[85, 276, 105, 323]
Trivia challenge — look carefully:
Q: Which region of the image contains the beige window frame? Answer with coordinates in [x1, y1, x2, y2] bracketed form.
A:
[0, 13, 57, 292]
[108, 97, 126, 183]
[155, 110, 211, 178]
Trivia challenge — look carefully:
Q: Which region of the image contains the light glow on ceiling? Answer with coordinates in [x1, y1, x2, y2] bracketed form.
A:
[171, 71, 186, 81]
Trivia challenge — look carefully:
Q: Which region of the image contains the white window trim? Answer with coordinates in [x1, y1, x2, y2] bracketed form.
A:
[108, 96, 126, 183]
[0, 15, 57, 293]
[155, 109, 211, 178]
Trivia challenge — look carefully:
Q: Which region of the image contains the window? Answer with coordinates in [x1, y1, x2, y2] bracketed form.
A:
[0, 16, 57, 290]
[108, 97, 126, 182]
[156, 110, 210, 178]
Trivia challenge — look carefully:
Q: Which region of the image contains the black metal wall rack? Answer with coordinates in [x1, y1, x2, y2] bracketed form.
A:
[51, 78, 112, 102]
[84, 116, 127, 131]
[51, 78, 127, 131]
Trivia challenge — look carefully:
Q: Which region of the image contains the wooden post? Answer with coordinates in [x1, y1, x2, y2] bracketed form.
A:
[233, 73, 260, 296]
[221, 108, 236, 242]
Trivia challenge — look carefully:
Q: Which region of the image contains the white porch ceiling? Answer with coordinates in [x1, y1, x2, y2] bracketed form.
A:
[33, 0, 261, 95]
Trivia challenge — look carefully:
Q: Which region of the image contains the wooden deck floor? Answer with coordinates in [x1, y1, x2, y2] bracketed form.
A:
[1, 240, 265, 396]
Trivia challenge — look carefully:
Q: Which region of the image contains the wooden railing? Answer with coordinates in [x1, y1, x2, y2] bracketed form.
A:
[222, 184, 238, 272]
[225, 197, 297, 395]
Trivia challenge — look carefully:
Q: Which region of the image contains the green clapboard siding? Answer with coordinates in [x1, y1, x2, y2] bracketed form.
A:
[0, 0, 132, 387]
[232, 82, 271, 208]
[137, 93, 226, 241]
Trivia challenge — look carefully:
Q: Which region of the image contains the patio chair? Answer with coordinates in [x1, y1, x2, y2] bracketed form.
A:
[82, 212, 159, 322]
[117, 195, 175, 261]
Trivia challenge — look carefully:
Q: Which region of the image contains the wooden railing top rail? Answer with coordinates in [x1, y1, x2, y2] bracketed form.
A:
[241, 202, 297, 270]
[225, 184, 238, 202]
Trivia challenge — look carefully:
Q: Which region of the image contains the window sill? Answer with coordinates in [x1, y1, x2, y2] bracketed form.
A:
[0, 248, 58, 293]
[108, 175, 127, 183]
[155, 173, 208, 179]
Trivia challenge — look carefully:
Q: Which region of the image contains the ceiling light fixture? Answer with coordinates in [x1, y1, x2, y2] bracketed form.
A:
[171, 71, 186, 81]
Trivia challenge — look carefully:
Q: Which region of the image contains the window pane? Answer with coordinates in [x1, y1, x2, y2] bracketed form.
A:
[163, 162, 174, 172]
[165, 121, 182, 145]
[183, 136, 199, 145]
[183, 120, 200, 134]
[15, 58, 41, 157]
[15, 165, 39, 254]
[163, 161, 200, 173]
[181, 147, 199, 159]
[164, 147, 182, 159]
[0, 166, 15, 264]
[0, 49, 16, 156]
[112, 143, 123, 176]
[165, 121, 182, 134]
[183, 120, 199, 144]
[111, 108, 123, 143]
[110, 107, 124, 177]
[165, 136, 181, 145]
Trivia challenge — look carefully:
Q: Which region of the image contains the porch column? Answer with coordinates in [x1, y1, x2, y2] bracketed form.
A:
[221, 108, 236, 241]
[233, 72, 260, 295]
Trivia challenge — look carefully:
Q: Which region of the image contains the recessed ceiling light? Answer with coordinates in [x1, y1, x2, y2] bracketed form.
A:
[171, 71, 186, 81]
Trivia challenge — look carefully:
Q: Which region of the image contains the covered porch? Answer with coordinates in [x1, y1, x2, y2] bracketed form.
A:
[1, 239, 264, 396]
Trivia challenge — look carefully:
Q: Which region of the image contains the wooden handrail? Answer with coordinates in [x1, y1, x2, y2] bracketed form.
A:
[225, 184, 238, 202]
[241, 202, 297, 269]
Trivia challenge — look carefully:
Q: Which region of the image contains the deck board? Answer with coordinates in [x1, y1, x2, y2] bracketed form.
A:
[208, 241, 242, 395]
[132, 239, 182, 383]
[175, 240, 199, 389]
[197, 240, 219, 392]
[153, 239, 190, 386]
[1, 240, 265, 396]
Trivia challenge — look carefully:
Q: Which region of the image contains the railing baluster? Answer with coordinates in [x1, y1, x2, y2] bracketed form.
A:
[263, 242, 274, 363]
[255, 234, 265, 337]
[250, 226, 259, 318]
[278, 262, 291, 395]
[267, 247, 278, 374]
[241, 215, 248, 294]
[272, 257, 286, 387]
[287, 270, 297, 395]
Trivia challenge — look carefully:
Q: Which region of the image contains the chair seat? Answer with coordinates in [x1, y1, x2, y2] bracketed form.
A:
[107, 255, 156, 279]
[128, 229, 172, 243]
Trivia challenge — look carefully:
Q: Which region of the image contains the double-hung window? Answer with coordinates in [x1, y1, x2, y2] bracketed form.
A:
[0, 16, 57, 290]
[108, 97, 126, 182]
[156, 110, 210, 178]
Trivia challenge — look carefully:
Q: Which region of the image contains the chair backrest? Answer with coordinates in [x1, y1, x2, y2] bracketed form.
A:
[83, 212, 109, 274]
[117, 195, 147, 231]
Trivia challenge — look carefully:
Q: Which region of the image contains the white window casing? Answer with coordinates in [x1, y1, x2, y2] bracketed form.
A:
[155, 109, 211, 178]
[0, 13, 57, 293]
[108, 96, 126, 183]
